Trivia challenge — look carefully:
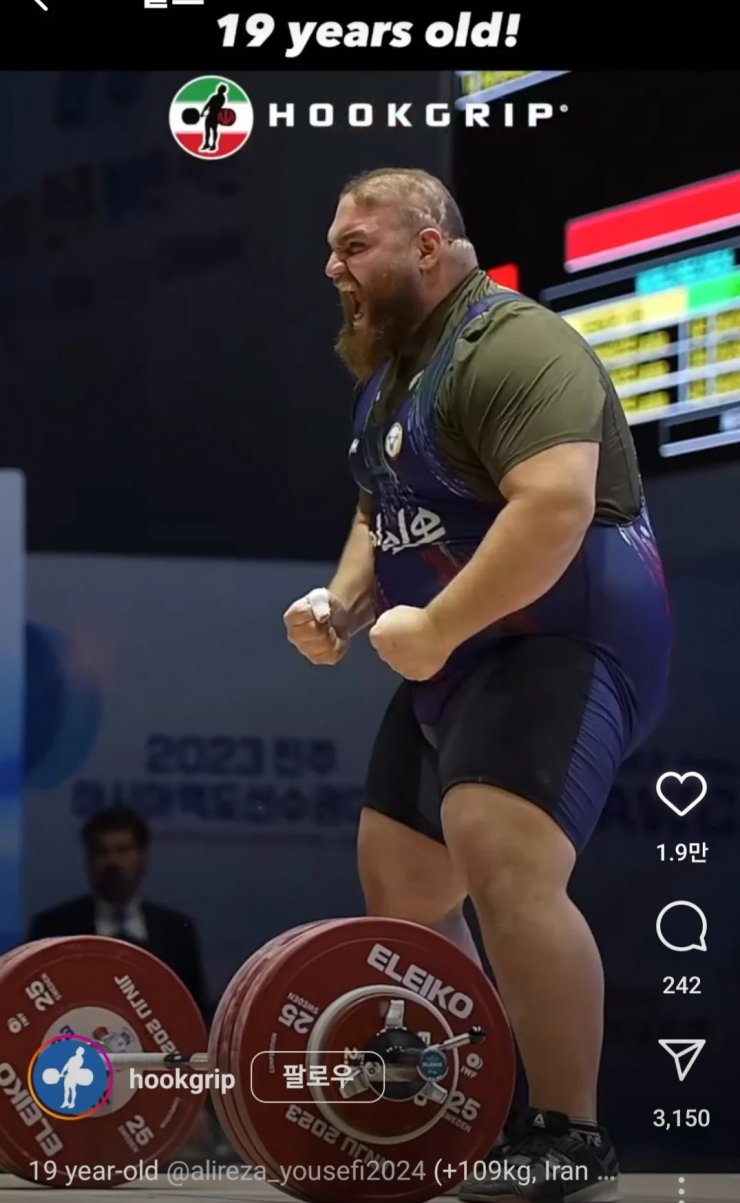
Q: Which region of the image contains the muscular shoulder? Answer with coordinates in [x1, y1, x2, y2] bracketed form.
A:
[437, 295, 608, 486]
[452, 294, 602, 393]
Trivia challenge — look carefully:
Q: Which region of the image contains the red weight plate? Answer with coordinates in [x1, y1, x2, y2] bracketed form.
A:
[220, 924, 352, 1203]
[229, 920, 372, 1191]
[0, 941, 64, 1178]
[234, 917, 515, 1203]
[211, 950, 265, 1167]
[211, 922, 338, 1178]
[218, 107, 237, 125]
[209, 935, 294, 1168]
[231, 919, 422, 1198]
[209, 923, 331, 1168]
[209, 956, 256, 1148]
[225, 922, 350, 1197]
[0, 936, 207, 1187]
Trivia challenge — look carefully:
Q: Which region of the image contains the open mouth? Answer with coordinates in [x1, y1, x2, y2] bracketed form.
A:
[340, 288, 364, 324]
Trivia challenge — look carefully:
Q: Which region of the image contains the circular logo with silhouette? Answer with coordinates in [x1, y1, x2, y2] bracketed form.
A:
[28, 1034, 113, 1120]
[169, 76, 253, 159]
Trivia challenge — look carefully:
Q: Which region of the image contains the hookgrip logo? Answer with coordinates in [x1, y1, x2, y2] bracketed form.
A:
[28, 1035, 112, 1120]
[169, 76, 254, 159]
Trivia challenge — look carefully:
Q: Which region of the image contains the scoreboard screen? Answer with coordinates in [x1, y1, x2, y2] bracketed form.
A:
[540, 172, 740, 459]
[454, 70, 569, 106]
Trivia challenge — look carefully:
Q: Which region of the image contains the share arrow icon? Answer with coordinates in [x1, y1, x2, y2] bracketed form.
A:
[659, 1039, 706, 1081]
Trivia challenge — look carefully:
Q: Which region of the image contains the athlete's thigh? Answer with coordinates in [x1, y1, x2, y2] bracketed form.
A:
[436, 635, 631, 854]
[364, 679, 443, 842]
[361, 681, 466, 918]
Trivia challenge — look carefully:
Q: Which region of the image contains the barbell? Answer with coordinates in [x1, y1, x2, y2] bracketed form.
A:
[0, 917, 516, 1201]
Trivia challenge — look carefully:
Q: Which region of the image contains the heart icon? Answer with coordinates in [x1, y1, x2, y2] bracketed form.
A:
[656, 772, 707, 817]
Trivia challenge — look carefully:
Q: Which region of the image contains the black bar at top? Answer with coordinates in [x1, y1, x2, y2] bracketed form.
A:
[4, 4, 734, 70]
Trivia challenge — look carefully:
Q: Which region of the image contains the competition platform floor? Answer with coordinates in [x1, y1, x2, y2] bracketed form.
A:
[2, 1176, 740, 1200]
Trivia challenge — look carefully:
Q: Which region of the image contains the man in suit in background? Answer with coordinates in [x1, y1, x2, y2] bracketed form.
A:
[27, 806, 208, 1021]
[27, 806, 218, 1161]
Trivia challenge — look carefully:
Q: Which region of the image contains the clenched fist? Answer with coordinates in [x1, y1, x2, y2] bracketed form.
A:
[283, 588, 350, 666]
[368, 605, 452, 680]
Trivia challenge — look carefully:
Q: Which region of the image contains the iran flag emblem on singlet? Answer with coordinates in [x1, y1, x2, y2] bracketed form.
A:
[169, 76, 254, 160]
[385, 423, 403, 458]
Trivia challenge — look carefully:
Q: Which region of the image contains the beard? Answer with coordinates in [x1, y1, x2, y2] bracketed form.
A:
[334, 266, 425, 380]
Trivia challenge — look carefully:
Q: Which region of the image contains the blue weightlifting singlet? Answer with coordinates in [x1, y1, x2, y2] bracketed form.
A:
[348, 291, 672, 750]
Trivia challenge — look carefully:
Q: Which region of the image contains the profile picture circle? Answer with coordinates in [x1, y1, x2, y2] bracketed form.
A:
[28, 1034, 113, 1120]
[169, 76, 253, 159]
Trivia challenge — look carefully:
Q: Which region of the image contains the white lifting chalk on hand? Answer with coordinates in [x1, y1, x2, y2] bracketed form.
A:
[306, 588, 332, 624]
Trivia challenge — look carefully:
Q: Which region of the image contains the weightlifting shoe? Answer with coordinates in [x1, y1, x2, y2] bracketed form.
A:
[457, 1107, 620, 1200]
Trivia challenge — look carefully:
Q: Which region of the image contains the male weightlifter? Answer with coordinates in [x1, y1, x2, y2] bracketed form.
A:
[283, 168, 671, 1200]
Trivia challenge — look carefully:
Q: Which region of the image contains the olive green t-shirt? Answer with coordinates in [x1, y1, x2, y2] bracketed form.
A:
[359, 268, 642, 523]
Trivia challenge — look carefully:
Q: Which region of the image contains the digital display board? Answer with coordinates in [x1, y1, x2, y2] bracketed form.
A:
[541, 173, 740, 458]
[454, 70, 569, 107]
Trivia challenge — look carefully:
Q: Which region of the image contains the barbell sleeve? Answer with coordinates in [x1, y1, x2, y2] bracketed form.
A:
[105, 1028, 485, 1070]
[106, 1052, 212, 1069]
